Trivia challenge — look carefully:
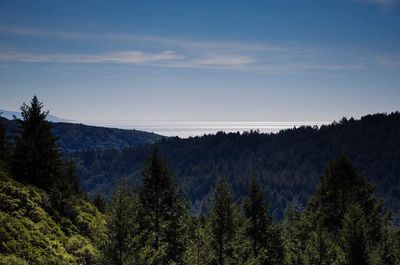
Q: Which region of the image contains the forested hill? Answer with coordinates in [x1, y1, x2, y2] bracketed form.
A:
[1, 117, 165, 153]
[71, 112, 400, 223]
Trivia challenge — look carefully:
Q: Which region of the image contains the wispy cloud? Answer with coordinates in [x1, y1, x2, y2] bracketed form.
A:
[192, 55, 256, 66]
[0, 26, 393, 73]
[0, 26, 278, 53]
[356, 0, 398, 11]
[0, 50, 181, 64]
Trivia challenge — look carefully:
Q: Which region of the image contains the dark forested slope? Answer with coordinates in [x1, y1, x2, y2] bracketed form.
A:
[71, 112, 400, 223]
[1, 117, 165, 153]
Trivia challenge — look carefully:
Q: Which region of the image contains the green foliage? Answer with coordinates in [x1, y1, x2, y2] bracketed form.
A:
[340, 204, 369, 265]
[243, 176, 284, 264]
[369, 223, 400, 265]
[138, 147, 187, 264]
[282, 206, 310, 265]
[309, 157, 377, 233]
[282, 157, 400, 265]
[210, 176, 236, 265]
[184, 216, 214, 265]
[92, 193, 107, 213]
[303, 223, 345, 265]
[71, 112, 400, 225]
[101, 179, 138, 265]
[0, 170, 105, 265]
[3, 96, 400, 265]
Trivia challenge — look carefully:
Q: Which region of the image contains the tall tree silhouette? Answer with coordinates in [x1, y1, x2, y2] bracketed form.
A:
[0, 116, 9, 169]
[138, 147, 186, 264]
[308, 156, 377, 233]
[102, 179, 138, 265]
[210, 176, 235, 265]
[12, 96, 63, 190]
[243, 176, 284, 264]
[244, 176, 271, 257]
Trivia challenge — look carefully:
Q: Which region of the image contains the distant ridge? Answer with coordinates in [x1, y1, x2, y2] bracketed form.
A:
[0, 117, 166, 153]
[0, 109, 69, 122]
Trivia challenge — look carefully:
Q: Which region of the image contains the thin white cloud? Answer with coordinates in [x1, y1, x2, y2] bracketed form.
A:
[0, 26, 279, 52]
[192, 55, 256, 66]
[0, 26, 391, 73]
[0, 50, 181, 64]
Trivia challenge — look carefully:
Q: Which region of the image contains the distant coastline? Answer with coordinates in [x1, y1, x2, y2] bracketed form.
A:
[74, 120, 329, 137]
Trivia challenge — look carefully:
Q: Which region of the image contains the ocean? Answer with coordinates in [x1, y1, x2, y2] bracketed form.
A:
[77, 121, 329, 138]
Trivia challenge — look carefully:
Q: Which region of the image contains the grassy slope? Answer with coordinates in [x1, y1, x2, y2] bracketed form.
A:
[0, 170, 106, 265]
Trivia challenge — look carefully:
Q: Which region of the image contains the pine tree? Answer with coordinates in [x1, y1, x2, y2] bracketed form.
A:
[340, 204, 369, 265]
[12, 96, 63, 191]
[307, 157, 396, 264]
[138, 147, 186, 264]
[303, 221, 345, 265]
[244, 177, 270, 258]
[0, 116, 9, 169]
[282, 206, 310, 265]
[184, 215, 213, 265]
[93, 193, 107, 214]
[369, 219, 400, 265]
[102, 179, 138, 265]
[308, 156, 378, 233]
[51, 160, 82, 216]
[243, 176, 285, 265]
[210, 176, 235, 265]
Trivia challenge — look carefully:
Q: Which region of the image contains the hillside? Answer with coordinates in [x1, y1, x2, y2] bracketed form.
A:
[1, 117, 165, 153]
[0, 169, 106, 264]
[71, 112, 400, 223]
[0, 109, 67, 122]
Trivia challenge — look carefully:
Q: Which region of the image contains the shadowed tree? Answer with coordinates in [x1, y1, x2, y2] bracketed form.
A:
[0, 115, 9, 169]
[102, 179, 138, 265]
[12, 96, 63, 191]
[93, 193, 107, 214]
[308, 156, 378, 233]
[340, 205, 369, 265]
[244, 176, 271, 256]
[138, 147, 186, 264]
[210, 176, 235, 265]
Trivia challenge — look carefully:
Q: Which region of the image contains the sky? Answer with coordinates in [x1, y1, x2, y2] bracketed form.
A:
[0, 0, 399, 124]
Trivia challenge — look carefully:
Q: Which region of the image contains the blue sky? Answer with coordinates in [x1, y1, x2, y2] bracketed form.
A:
[0, 0, 399, 122]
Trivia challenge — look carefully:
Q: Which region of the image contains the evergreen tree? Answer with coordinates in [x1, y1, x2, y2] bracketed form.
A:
[210, 176, 235, 265]
[369, 219, 400, 265]
[282, 206, 310, 265]
[307, 157, 396, 265]
[0, 116, 9, 169]
[93, 193, 107, 214]
[138, 147, 186, 264]
[51, 160, 82, 216]
[303, 221, 345, 265]
[308, 156, 378, 233]
[184, 215, 213, 265]
[244, 176, 270, 258]
[12, 96, 63, 191]
[102, 179, 138, 265]
[340, 204, 369, 265]
[243, 176, 284, 264]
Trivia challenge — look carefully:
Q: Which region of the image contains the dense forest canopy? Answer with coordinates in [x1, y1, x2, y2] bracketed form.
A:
[70, 112, 400, 224]
[1, 97, 399, 264]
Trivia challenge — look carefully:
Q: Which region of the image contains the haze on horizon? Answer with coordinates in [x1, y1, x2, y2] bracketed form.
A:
[0, 0, 399, 123]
